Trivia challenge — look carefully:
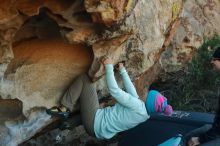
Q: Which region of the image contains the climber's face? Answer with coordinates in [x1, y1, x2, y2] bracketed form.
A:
[211, 58, 220, 72]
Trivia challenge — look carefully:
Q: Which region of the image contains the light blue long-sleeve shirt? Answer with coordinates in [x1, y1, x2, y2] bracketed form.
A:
[94, 64, 149, 139]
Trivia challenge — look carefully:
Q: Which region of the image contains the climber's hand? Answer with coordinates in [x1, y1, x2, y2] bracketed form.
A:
[188, 137, 200, 146]
[118, 62, 124, 70]
[101, 56, 112, 65]
[114, 62, 125, 72]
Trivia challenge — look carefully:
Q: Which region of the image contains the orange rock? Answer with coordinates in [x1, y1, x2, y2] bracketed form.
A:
[10, 39, 93, 71]
[66, 27, 95, 43]
[0, 0, 17, 24]
[15, 0, 74, 16]
[84, 0, 133, 26]
[5, 38, 93, 113]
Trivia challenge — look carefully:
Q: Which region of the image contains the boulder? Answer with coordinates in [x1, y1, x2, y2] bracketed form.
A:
[0, 0, 220, 145]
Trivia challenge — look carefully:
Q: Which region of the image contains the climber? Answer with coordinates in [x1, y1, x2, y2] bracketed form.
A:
[46, 56, 173, 139]
[184, 46, 220, 146]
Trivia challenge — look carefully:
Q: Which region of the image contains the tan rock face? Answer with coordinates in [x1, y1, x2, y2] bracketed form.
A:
[161, 0, 220, 72]
[84, 0, 133, 26]
[4, 39, 93, 113]
[89, 35, 130, 81]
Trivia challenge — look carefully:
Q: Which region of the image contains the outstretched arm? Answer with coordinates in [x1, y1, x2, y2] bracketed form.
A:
[102, 57, 141, 109]
[118, 63, 139, 98]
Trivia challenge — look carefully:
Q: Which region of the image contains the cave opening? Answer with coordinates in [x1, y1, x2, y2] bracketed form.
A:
[1, 7, 94, 122]
[14, 8, 63, 43]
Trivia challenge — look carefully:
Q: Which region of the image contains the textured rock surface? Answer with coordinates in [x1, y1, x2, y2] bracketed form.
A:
[3, 39, 93, 113]
[161, 0, 220, 72]
[3, 110, 52, 146]
[21, 126, 119, 146]
[0, 0, 220, 145]
[84, 0, 134, 26]
[88, 34, 130, 81]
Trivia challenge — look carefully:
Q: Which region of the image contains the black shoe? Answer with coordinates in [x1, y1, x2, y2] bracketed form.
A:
[46, 106, 70, 119]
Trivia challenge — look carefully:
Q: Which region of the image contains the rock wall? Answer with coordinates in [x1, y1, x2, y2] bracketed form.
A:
[0, 0, 220, 145]
[161, 0, 220, 72]
[4, 39, 93, 113]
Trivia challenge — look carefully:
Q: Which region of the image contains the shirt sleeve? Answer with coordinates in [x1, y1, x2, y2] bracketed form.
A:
[105, 64, 142, 110]
[120, 67, 139, 98]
